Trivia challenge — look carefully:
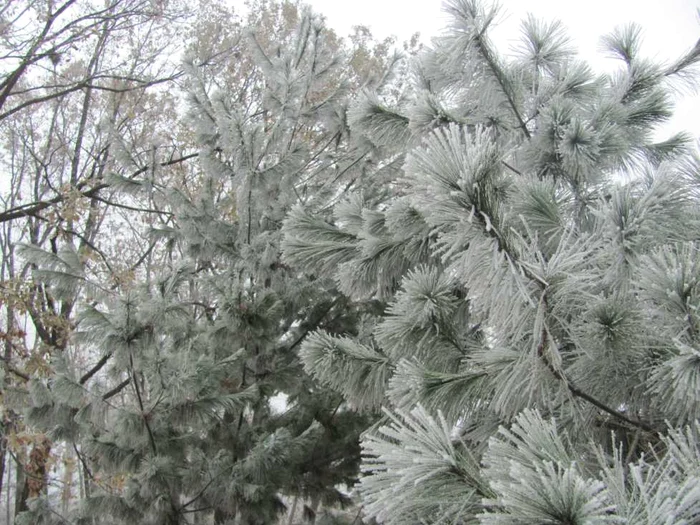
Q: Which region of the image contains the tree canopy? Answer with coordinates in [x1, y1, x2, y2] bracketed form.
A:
[285, 0, 700, 523]
[2, 0, 700, 524]
[1, 1, 401, 523]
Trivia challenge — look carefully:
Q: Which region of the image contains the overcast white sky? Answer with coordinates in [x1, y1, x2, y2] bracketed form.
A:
[303, 0, 700, 140]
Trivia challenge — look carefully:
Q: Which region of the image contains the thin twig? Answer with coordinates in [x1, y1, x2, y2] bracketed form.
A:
[536, 292, 656, 433]
[0, 153, 198, 223]
[179, 474, 218, 511]
[501, 160, 523, 176]
[102, 377, 131, 401]
[0, 354, 29, 381]
[80, 352, 113, 384]
[128, 350, 158, 455]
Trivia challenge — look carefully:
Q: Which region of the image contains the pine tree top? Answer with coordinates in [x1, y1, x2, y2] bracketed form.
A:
[284, 1, 700, 522]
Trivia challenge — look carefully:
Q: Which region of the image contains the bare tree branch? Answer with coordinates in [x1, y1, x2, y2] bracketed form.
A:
[0, 152, 198, 223]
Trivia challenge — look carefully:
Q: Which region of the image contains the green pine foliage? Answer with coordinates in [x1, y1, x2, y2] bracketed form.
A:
[11, 3, 401, 524]
[9, 0, 700, 523]
[283, 1, 700, 523]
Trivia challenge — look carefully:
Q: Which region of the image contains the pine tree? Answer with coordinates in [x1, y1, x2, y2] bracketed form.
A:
[10, 2, 401, 524]
[283, 1, 700, 522]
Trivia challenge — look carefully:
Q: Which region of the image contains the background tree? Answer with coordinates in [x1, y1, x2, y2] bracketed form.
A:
[0, 0, 193, 517]
[285, 1, 700, 523]
[3, 1, 406, 523]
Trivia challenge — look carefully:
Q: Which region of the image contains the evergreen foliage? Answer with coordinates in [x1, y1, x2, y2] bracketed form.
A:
[9, 2, 399, 523]
[6, 0, 700, 523]
[283, 1, 700, 522]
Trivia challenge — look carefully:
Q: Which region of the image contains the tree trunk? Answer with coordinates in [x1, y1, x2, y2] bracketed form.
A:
[286, 495, 299, 525]
[0, 429, 5, 501]
[82, 461, 92, 499]
[6, 454, 12, 523]
[308, 498, 320, 525]
[15, 435, 51, 516]
[214, 508, 235, 525]
[14, 459, 27, 517]
[61, 446, 75, 514]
